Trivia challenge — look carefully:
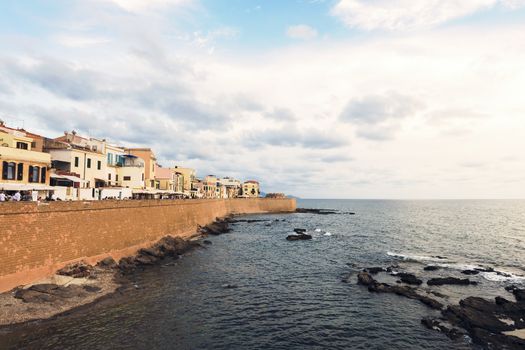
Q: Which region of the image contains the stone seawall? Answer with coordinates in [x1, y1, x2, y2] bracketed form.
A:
[0, 198, 296, 292]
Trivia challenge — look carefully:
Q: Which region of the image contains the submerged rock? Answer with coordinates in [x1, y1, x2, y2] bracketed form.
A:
[364, 267, 385, 275]
[396, 273, 423, 285]
[424, 265, 440, 271]
[461, 269, 480, 275]
[286, 234, 312, 241]
[295, 208, 339, 215]
[356, 272, 443, 310]
[427, 277, 477, 286]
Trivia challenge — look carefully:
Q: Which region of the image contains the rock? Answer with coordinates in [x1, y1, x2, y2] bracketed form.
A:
[201, 220, 230, 235]
[424, 265, 440, 271]
[28, 284, 59, 294]
[356, 271, 443, 310]
[118, 256, 137, 272]
[134, 252, 159, 265]
[47, 285, 87, 299]
[427, 277, 476, 286]
[295, 208, 339, 215]
[14, 289, 57, 303]
[495, 296, 511, 305]
[364, 267, 385, 274]
[286, 234, 312, 241]
[474, 267, 494, 273]
[512, 288, 525, 302]
[97, 257, 118, 269]
[421, 318, 466, 340]
[83, 285, 102, 293]
[293, 228, 307, 234]
[202, 240, 212, 245]
[222, 284, 238, 289]
[357, 272, 375, 286]
[434, 256, 447, 260]
[461, 269, 480, 275]
[57, 261, 94, 278]
[396, 273, 423, 285]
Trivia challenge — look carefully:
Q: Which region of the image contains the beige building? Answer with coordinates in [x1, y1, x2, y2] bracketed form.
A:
[242, 180, 260, 198]
[45, 132, 107, 189]
[0, 127, 51, 192]
[203, 175, 218, 199]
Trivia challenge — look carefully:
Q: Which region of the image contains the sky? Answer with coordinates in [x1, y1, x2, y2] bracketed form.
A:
[0, 0, 525, 199]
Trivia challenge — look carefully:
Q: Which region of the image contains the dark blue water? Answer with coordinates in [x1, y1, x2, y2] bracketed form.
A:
[1, 199, 524, 349]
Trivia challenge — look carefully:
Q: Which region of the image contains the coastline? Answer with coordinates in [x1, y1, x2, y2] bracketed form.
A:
[0, 214, 239, 330]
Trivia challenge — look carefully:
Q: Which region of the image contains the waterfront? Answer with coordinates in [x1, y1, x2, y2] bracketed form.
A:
[1, 199, 524, 349]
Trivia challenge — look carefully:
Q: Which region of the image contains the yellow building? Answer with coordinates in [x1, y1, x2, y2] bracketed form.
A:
[172, 166, 195, 196]
[242, 180, 260, 198]
[0, 129, 51, 191]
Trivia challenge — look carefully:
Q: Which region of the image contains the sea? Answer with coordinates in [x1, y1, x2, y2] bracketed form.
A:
[1, 199, 524, 350]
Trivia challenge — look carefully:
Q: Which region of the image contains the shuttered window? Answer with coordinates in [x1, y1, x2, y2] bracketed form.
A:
[40, 167, 47, 183]
[17, 163, 23, 181]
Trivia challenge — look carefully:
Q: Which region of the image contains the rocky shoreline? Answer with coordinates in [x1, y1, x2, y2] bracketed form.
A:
[349, 265, 525, 349]
[0, 218, 232, 329]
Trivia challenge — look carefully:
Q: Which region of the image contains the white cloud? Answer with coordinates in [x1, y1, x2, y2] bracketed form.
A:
[286, 24, 318, 40]
[55, 35, 112, 48]
[104, 0, 192, 13]
[331, 0, 525, 31]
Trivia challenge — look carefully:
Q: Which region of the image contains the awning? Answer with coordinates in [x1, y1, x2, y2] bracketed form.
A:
[50, 174, 85, 183]
[0, 183, 55, 191]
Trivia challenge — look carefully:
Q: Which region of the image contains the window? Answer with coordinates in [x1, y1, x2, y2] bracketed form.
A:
[116, 174, 119, 182]
[74, 157, 79, 167]
[17, 163, 23, 181]
[142, 173, 144, 181]
[97, 160, 101, 170]
[123, 176, 131, 181]
[87, 158, 91, 168]
[28, 166, 39, 183]
[2, 162, 16, 180]
[31, 142, 37, 148]
[40, 167, 46, 183]
[16, 142, 28, 150]
[108, 173, 112, 181]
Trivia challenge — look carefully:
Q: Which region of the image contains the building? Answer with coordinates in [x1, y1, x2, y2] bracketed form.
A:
[191, 178, 204, 198]
[155, 164, 173, 191]
[242, 180, 260, 198]
[126, 148, 157, 189]
[45, 131, 107, 189]
[172, 166, 196, 196]
[105, 143, 127, 187]
[218, 177, 241, 198]
[0, 127, 52, 197]
[117, 154, 145, 189]
[203, 175, 218, 199]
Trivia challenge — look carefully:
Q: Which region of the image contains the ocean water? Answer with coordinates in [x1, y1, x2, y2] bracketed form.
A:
[1, 199, 524, 350]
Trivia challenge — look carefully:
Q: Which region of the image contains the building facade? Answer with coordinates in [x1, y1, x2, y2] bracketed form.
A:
[0, 129, 51, 192]
[242, 180, 260, 198]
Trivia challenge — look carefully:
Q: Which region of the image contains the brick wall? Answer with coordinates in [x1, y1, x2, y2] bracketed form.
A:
[0, 198, 296, 292]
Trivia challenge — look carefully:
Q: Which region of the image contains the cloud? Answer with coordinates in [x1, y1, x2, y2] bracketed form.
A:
[102, 0, 193, 13]
[264, 107, 295, 121]
[340, 93, 423, 124]
[286, 24, 318, 40]
[331, 0, 525, 31]
[243, 125, 347, 149]
[55, 35, 112, 48]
